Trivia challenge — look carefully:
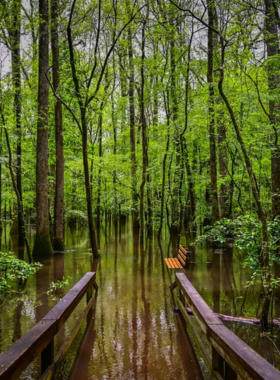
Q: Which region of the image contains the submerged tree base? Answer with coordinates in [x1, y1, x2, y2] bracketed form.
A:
[52, 237, 65, 252]
[33, 234, 53, 257]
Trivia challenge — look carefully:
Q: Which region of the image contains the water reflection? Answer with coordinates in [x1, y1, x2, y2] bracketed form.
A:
[0, 222, 280, 378]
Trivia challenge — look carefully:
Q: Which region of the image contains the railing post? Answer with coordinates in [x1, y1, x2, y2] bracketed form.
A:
[87, 286, 93, 325]
[212, 346, 224, 378]
[41, 338, 54, 375]
[225, 362, 237, 380]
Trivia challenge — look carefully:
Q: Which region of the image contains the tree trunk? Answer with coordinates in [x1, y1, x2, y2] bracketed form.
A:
[170, 24, 180, 236]
[158, 94, 170, 240]
[97, 108, 103, 230]
[0, 104, 31, 262]
[218, 122, 230, 218]
[51, 0, 64, 251]
[33, 0, 53, 257]
[81, 112, 99, 258]
[207, 0, 219, 223]
[10, 0, 24, 249]
[264, 0, 280, 219]
[127, 25, 139, 231]
[139, 22, 147, 243]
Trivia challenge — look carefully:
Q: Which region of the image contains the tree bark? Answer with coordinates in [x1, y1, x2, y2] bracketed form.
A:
[264, 0, 280, 218]
[33, 0, 53, 257]
[9, 0, 24, 249]
[207, 0, 219, 223]
[139, 22, 147, 244]
[127, 24, 139, 231]
[158, 92, 170, 240]
[97, 108, 103, 230]
[51, 0, 64, 251]
[170, 22, 180, 236]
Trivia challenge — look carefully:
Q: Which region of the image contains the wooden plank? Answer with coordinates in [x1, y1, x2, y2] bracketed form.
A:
[210, 324, 280, 380]
[164, 258, 173, 268]
[42, 272, 96, 330]
[176, 273, 223, 333]
[0, 320, 56, 380]
[176, 273, 280, 380]
[180, 245, 188, 254]
[178, 250, 187, 263]
[178, 255, 185, 268]
[171, 258, 179, 268]
[40, 296, 95, 380]
[174, 258, 183, 268]
[169, 258, 175, 268]
[0, 272, 96, 380]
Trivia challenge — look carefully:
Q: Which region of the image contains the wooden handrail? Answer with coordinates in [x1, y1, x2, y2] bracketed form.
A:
[175, 273, 280, 380]
[0, 271, 98, 380]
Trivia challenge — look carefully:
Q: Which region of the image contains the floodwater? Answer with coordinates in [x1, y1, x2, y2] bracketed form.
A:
[0, 223, 202, 380]
[0, 222, 280, 378]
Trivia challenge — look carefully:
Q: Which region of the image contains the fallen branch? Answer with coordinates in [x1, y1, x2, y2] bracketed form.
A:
[185, 307, 280, 330]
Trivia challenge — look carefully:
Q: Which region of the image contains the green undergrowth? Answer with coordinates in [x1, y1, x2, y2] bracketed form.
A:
[0, 252, 42, 294]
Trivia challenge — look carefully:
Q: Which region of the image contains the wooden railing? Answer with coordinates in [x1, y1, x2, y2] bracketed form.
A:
[0, 271, 98, 380]
[175, 273, 280, 380]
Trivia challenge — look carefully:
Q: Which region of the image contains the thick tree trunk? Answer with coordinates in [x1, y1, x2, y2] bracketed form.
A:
[33, 0, 53, 257]
[127, 25, 139, 231]
[264, 0, 280, 218]
[207, 0, 219, 223]
[51, 0, 64, 251]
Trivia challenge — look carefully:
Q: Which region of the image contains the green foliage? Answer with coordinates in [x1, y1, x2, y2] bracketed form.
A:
[194, 216, 280, 268]
[0, 252, 42, 294]
[65, 210, 88, 226]
[47, 276, 70, 295]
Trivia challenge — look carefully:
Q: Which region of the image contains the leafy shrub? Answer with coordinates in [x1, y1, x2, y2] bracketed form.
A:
[0, 252, 42, 294]
[65, 210, 88, 226]
[47, 276, 70, 295]
[194, 215, 280, 267]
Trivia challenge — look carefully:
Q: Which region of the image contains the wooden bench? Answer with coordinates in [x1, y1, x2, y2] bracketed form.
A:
[165, 245, 189, 269]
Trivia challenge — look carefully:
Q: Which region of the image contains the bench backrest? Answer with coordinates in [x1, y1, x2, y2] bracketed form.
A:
[178, 245, 189, 267]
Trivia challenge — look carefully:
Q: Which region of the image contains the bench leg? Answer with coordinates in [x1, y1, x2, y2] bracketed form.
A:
[170, 281, 178, 291]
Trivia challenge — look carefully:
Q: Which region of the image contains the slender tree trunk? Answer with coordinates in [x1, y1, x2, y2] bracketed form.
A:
[9, 0, 24, 248]
[81, 112, 99, 258]
[158, 92, 170, 240]
[170, 26, 180, 236]
[207, 0, 219, 223]
[182, 30, 195, 225]
[51, 0, 64, 251]
[97, 108, 103, 230]
[218, 121, 230, 218]
[112, 94, 118, 222]
[33, 0, 53, 257]
[0, 104, 31, 261]
[139, 22, 147, 243]
[127, 25, 139, 231]
[264, 0, 280, 219]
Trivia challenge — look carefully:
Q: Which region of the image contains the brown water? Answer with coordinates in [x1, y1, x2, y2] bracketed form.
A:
[0, 223, 203, 379]
[1, 222, 280, 378]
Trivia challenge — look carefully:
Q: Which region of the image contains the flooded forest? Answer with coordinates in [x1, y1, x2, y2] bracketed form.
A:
[0, 0, 280, 379]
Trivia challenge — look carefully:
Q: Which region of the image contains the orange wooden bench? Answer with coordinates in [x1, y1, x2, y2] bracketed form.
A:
[165, 245, 189, 269]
